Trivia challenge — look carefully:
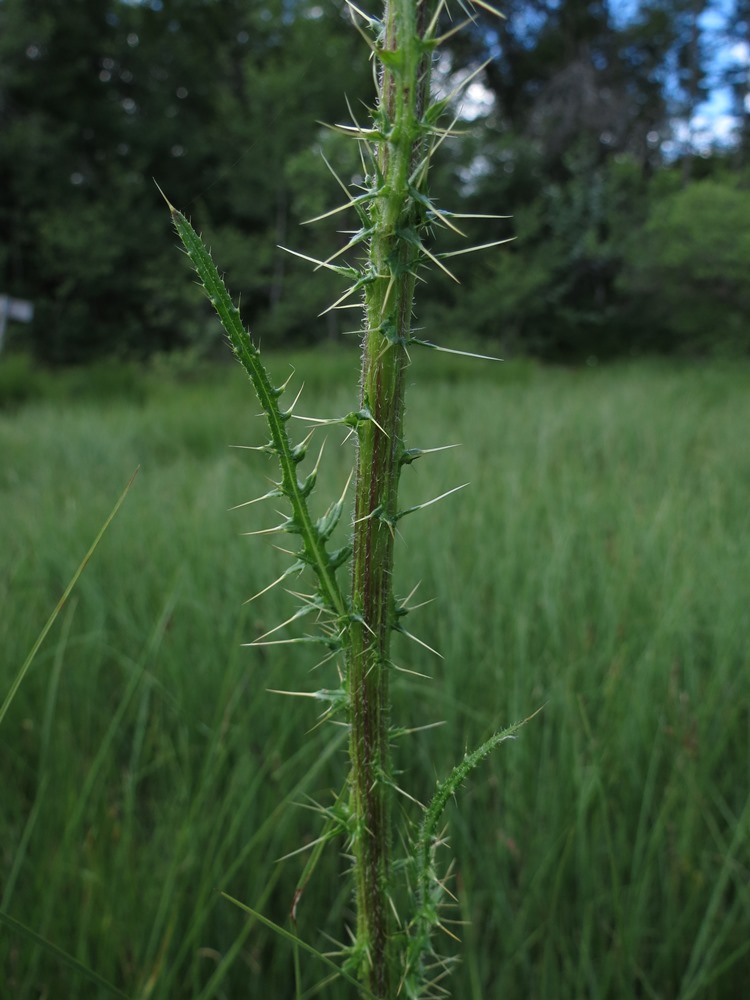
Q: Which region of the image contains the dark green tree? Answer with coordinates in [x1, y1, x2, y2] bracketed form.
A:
[0, 0, 370, 362]
[422, 0, 743, 358]
[619, 176, 750, 354]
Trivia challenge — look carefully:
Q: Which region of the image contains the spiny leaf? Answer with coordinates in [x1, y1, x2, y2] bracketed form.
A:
[165, 196, 348, 623]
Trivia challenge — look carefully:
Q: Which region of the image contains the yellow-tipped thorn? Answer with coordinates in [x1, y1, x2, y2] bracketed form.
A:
[398, 628, 443, 659]
[420, 243, 460, 283]
[229, 488, 281, 511]
[319, 284, 360, 316]
[243, 566, 302, 605]
[471, 0, 506, 20]
[440, 236, 516, 259]
[425, 0, 450, 39]
[154, 179, 176, 214]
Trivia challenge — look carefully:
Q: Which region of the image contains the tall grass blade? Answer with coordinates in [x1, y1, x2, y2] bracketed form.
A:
[0, 909, 132, 999]
[0, 468, 138, 729]
[219, 892, 380, 1000]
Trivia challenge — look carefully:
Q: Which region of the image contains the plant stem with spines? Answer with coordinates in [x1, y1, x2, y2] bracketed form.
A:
[348, 1, 433, 994]
[165, 3, 526, 995]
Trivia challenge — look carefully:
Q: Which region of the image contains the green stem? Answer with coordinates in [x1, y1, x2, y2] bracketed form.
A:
[348, 1, 433, 994]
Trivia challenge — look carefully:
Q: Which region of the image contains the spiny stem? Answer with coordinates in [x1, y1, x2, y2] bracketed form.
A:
[164, 4, 523, 996]
[348, 0, 434, 994]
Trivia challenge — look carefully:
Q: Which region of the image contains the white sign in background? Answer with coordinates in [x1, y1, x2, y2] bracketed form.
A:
[0, 295, 35, 352]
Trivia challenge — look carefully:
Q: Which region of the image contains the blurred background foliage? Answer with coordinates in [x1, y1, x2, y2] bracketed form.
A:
[0, 0, 749, 366]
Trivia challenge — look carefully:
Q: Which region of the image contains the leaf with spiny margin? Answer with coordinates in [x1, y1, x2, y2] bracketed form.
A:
[162, 189, 349, 624]
[402, 709, 543, 996]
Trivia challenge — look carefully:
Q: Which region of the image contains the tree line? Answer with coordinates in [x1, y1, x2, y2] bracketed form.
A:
[1, 0, 749, 364]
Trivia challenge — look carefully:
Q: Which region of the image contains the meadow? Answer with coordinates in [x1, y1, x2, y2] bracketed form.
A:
[1, 351, 749, 999]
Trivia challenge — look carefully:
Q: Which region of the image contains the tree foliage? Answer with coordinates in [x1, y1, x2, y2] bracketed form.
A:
[0, 0, 747, 363]
[620, 176, 750, 354]
[0, 0, 370, 361]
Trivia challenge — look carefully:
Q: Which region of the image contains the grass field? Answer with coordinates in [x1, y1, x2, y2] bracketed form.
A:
[2, 351, 749, 999]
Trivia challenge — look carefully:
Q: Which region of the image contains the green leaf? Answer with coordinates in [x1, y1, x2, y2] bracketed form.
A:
[0, 469, 138, 730]
[0, 909, 132, 999]
[219, 892, 380, 1000]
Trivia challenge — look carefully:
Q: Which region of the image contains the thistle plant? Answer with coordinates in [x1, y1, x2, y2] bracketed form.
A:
[165, 1, 527, 996]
